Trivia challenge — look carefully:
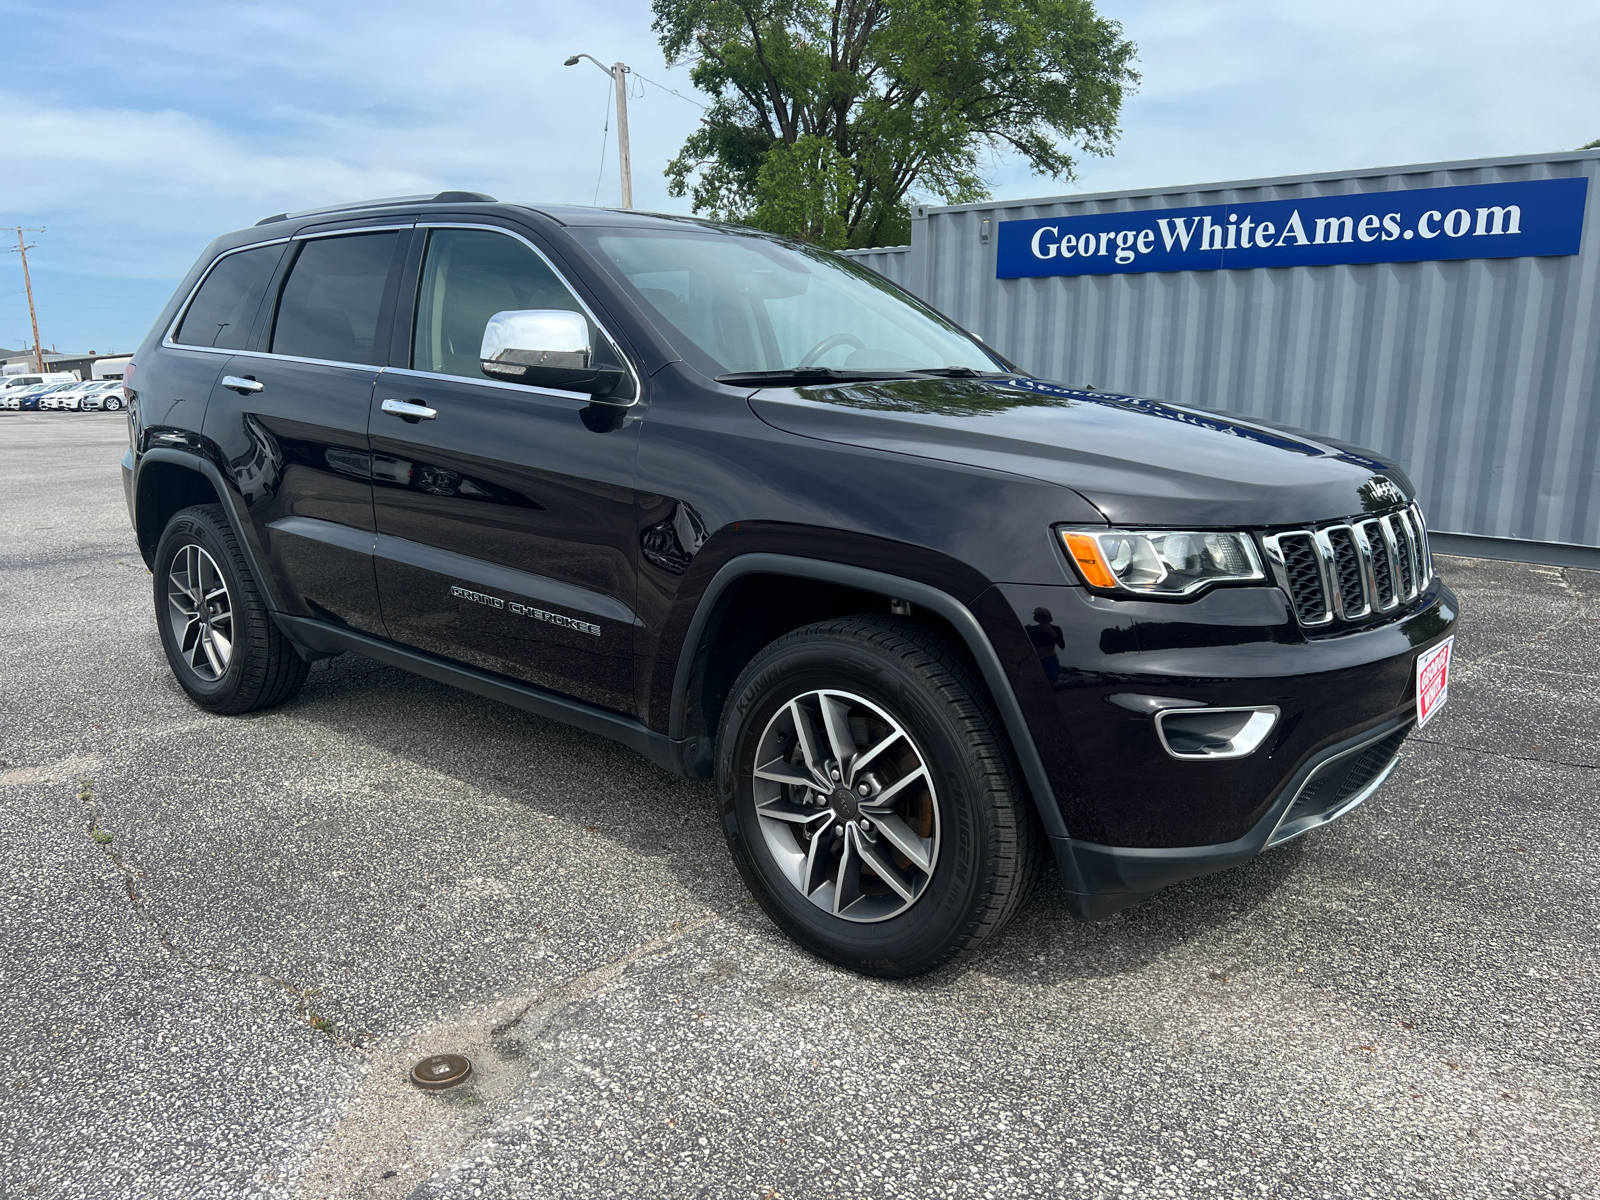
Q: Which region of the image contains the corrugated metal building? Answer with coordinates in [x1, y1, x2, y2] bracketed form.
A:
[842, 151, 1600, 567]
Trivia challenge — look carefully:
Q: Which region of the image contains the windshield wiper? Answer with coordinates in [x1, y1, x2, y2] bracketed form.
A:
[908, 366, 1002, 378]
[715, 367, 917, 386]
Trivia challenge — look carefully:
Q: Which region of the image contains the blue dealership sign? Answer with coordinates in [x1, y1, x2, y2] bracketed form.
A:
[996, 178, 1588, 278]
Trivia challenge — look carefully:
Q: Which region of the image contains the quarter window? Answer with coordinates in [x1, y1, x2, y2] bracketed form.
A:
[173, 244, 285, 349]
[272, 232, 402, 365]
[412, 228, 589, 380]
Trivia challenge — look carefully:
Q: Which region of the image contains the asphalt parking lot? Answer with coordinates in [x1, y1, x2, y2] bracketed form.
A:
[1, 410, 1596, 1200]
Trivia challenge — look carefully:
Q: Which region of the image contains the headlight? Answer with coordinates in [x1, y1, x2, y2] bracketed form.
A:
[1059, 528, 1264, 596]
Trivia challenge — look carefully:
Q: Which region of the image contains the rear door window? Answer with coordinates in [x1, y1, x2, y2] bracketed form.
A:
[272, 232, 402, 365]
[173, 244, 285, 349]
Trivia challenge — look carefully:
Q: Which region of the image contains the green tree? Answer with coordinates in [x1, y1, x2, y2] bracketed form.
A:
[1581, 138, 1600, 150]
[653, 0, 1138, 248]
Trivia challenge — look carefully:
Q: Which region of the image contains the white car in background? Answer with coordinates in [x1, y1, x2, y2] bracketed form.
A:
[5, 382, 73, 410]
[37, 382, 91, 411]
[78, 381, 126, 411]
[39, 382, 90, 410]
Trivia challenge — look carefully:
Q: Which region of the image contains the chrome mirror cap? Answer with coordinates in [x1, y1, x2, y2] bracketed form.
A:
[478, 309, 635, 404]
[480, 309, 592, 377]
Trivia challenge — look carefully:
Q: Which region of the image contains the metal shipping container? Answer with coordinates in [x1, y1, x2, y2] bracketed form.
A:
[841, 151, 1600, 566]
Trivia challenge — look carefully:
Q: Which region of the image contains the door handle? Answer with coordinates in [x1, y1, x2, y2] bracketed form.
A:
[382, 398, 438, 422]
[222, 375, 264, 395]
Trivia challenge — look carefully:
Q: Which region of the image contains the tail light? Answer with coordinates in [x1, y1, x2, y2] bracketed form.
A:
[122, 362, 135, 406]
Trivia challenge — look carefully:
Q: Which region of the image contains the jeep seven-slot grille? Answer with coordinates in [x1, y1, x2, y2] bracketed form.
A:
[1262, 504, 1431, 629]
[1364, 519, 1396, 607]
[1278, 535, 1328, 623]
[1326, 527, 1367, 617]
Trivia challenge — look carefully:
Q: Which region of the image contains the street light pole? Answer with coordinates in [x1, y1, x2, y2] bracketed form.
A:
[9, 227, 45, 373]
[565, 53, 633, 209]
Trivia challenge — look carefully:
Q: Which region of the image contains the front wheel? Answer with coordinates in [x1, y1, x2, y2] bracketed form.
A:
[153, 504, 308, 714]
[717, 615, 1042, 978]
[102, 396, 124, 411]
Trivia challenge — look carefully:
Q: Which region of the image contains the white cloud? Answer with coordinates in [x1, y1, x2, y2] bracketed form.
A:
[989, 0, 1600, 200]
[1, 0, 1596, 350]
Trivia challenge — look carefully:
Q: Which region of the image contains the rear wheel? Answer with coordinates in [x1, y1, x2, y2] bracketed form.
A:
[717, 615, 1042, 977]
[153, 504, 307, 714]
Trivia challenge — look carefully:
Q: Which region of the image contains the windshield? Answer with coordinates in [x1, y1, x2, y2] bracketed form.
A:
[573, 226, 1004, 379]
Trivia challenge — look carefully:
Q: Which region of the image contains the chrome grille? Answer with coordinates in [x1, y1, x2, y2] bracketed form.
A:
[1324, 527, 1368, 619]
[1262, 504, 1432, 628]
[1358, 519, 1395, 607]
[1277, 534, 1328, 623]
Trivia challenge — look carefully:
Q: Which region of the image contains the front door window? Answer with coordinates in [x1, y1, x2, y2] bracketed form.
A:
[412, 228, 589, 379]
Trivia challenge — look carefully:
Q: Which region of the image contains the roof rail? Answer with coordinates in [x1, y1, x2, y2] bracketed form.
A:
[255, 190, 499, 227]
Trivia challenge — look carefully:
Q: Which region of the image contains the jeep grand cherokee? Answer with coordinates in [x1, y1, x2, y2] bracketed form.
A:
[121, 192, 1458, 977]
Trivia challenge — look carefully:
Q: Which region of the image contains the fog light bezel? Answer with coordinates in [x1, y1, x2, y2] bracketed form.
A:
[1154, 705, 1281, 760]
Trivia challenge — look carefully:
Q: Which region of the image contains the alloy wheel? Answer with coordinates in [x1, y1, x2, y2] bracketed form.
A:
[750, 689, 940, 923]
[166, 544, 234, 681]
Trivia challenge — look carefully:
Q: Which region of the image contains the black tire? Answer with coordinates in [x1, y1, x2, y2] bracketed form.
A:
[153, 504, 308, 714]
[103, 396, 123, 411]
[717, 614, 1042, 978]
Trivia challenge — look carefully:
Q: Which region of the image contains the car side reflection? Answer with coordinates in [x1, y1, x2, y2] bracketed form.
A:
[324, 445, 542, 508]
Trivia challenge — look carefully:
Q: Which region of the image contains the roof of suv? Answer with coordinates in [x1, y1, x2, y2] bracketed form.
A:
[253, 190, 721, 233]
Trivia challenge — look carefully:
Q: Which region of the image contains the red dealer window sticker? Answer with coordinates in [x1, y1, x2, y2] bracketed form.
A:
[1416, 637, 1454, 728]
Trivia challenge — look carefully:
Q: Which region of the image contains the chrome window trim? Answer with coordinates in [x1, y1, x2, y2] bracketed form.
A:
[379, 364, 597, 406]
[408, 221, 643, 407]
[291, 222, 417, 241]
[222, 348, 385, 373]
[161, 236, 292, 350]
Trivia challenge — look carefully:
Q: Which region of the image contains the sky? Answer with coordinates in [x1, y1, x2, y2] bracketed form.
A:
[1, 0, 1596, 356]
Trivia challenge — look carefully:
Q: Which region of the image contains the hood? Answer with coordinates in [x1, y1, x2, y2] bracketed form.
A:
[748, 375, 1415, 527]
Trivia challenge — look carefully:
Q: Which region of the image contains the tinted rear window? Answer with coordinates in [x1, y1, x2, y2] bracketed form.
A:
[271, 232, 401, 365]
[173, 244, 285, 349]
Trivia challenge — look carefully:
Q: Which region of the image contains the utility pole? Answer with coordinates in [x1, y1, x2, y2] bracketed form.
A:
[565, 54, 633, 208]
[9, 227, 46, 373]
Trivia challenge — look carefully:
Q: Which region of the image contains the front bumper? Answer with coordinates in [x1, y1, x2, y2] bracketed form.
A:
[983, 577, 1458, 919]
[1061, 711, 1414, 918]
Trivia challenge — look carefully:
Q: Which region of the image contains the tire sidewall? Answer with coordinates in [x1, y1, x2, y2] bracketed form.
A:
[153, 510, 250, 710]
[718, 631, 996, 975]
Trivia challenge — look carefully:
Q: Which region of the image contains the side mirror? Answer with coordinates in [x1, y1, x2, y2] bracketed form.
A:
[479, 309, 634, 402]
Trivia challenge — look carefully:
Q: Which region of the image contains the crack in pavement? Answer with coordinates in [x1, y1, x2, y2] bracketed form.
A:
[297, 912, 720, 1200]
[1407, 738, 1600, 771]
[74, 773, 367, 1052]
[1451, 564, 1592, 683]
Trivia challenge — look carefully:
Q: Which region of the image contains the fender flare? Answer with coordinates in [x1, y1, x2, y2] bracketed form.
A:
[667, 553, 1069, 844]
[133, 446, 287, 613]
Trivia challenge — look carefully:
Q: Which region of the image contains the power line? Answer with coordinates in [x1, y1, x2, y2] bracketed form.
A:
[592, 79, 614, 206]
[630, 70, 706, 109]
